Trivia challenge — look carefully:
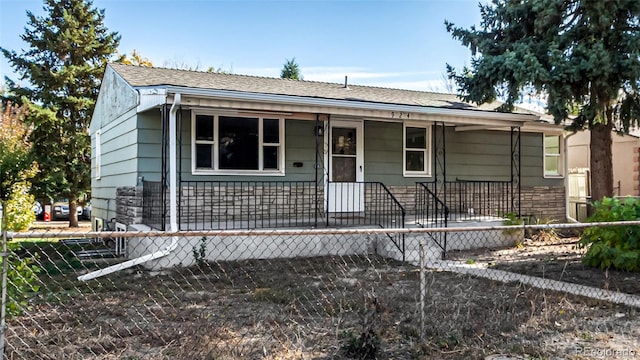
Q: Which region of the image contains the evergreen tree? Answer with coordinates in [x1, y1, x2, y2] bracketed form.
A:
[446, 0, 640, 204]
[280, 58, 303, 80]
[1, 0, 120, 227]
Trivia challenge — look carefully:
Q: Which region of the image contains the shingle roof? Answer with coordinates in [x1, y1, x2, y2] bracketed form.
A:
[109, 63, 525, 113]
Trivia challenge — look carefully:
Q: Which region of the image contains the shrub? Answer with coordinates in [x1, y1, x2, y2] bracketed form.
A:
[3, 181, 36, 231]
[579, 197, 640, 272]
[6, 253, 41, 317]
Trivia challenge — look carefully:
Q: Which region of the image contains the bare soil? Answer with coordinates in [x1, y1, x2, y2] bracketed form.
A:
[447, 236, 640, 295]
[5, 224, 640, 359]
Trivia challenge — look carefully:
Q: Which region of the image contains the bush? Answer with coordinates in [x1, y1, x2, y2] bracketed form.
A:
[3, 181, 36, 231]
[6, 253, 41, 317]
[579, 197, 640, 272]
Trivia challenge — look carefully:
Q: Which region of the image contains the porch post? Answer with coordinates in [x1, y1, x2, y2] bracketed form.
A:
[326, 114, 331, 228]
[433, 122, 446, 206]
[510, 126, 521, 216]
[314, 114, 319, 228]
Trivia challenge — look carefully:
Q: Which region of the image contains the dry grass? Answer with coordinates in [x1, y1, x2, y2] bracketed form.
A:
[4, 252, 639, 359]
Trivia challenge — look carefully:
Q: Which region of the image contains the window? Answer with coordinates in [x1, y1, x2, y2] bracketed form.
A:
[192, 113, 284, 175]
[95, 129, 101, 180]
[403, 122, 431, 177]
[544, 134, 563, 177]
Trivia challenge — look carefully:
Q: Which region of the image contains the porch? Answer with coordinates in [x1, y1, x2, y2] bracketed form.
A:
[140, 178, 519, 260]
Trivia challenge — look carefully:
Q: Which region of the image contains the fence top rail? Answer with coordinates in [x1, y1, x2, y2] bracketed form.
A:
[7, 220, 640, 239]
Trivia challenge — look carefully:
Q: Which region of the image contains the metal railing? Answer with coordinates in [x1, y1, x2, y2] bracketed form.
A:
[326, 181, 406, 258]
[416, 182, 449, 257]
[417, 179, 513, 222]
[142, 180, 166, 230]
[178, 180, 319, 230]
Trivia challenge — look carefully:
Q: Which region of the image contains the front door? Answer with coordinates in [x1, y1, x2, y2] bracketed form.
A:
[327, 120, 364, 212]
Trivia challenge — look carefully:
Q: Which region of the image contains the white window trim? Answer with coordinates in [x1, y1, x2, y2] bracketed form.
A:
[403, 121, 432, 177]
[95, 129, 101, 180]
[543, 133, 564, 178]
[191, 112, 285, 176]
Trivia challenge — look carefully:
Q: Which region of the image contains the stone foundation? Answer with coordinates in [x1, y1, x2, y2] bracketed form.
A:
[116, 186, 143, 225]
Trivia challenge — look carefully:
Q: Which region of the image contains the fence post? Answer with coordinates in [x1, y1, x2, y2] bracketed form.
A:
[0, 202, 6, 355]
[419, 238, 426, 341]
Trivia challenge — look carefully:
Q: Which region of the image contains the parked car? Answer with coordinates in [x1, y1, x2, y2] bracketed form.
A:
[52, 201, 83, 220]
[81, 201, 91, 220]
[33, 201, 43, 219]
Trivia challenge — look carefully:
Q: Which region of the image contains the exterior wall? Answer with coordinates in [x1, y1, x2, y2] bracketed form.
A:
[90, 67, 141, 227]
[520, 185, 566, 221]
[567, 130, 640, 197]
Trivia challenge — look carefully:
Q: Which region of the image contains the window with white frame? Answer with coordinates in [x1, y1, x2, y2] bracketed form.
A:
[544, 134, 563, 177]
[192, 113, 284, 175]
[403, 122, 431, 177]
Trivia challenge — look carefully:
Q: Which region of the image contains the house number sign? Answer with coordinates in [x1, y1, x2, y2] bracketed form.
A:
[391, 111, 411, 119]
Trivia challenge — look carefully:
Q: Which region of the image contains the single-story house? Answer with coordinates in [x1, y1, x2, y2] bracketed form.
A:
[87, 63, 566, 268]
[566, 129, 640, 220]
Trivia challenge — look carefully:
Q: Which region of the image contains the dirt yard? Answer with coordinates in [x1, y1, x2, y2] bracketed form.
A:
[5, 239, 640, 360]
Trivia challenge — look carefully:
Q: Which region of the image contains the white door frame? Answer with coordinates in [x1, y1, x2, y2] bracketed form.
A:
[324, 119, 364, 212]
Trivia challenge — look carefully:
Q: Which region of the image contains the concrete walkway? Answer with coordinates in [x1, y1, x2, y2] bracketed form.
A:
[425, 260, 640, 308]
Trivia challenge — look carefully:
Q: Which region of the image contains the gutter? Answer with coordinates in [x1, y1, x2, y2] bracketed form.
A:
[163, 85, 538, 124]
[78, 94, 182, 282]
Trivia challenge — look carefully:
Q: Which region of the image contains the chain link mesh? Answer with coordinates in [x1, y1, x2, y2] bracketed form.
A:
[2, 222, 639, 359]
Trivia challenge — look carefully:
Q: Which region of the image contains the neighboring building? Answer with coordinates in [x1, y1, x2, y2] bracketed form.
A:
[86, 64, 565, 269]
[566, 129, 640, 220]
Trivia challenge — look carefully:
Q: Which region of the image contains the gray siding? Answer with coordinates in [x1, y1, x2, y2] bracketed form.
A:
[91, 107, 139, 224]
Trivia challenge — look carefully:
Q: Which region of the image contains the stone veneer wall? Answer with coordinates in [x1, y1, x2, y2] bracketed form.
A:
[116, 186, 143, 225]
[117, 183, 567, 227]
[519, 185, 566, 222]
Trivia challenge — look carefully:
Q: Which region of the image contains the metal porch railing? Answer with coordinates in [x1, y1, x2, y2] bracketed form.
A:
[327, 181, 406, 259]
[142, 180, 166, 230]
[178, 181, 319, 230]
[416, 179, 513, 258]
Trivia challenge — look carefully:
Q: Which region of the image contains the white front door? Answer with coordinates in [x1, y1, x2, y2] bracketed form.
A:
[327, 120, 364, 212]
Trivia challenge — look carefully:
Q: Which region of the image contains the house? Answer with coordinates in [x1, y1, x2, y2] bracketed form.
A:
[87, 64, 565, 270]
[566, 129, 640, 220]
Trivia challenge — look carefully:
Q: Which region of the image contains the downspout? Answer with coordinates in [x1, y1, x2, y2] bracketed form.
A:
[565, 131, 578, 222]
[169, 94, 181, 231]
[78, 94, 182, 281]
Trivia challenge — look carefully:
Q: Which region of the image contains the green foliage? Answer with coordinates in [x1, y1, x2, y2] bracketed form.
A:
[502, 212, 524, 236]
[192, 236, 207, 268]
[1, 0, 120, 225]
[6, 253, 41, 317]
[280, 58, 302, 80]
[446, 0, 640, 202]
[341, 329, 380, 360]
[4, 181, 36, 231]
[579, 197, 640, 272]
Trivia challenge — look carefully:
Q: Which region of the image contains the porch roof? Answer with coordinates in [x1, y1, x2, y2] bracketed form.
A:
[109, 63, 544, 122]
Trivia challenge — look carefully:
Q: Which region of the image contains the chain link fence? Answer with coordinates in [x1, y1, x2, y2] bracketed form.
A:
[1, 221, 639, 359]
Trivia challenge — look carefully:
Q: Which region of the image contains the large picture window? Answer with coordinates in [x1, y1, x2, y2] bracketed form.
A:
[403, 122, 431, 177]
[544, 134, 563, 177]
[192, 113, 284, 175]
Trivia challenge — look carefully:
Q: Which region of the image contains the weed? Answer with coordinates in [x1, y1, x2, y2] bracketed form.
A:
[192, 236, 207, 268]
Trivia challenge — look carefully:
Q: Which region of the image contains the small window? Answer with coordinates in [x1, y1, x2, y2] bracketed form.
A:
[544, 134, 563, 177]
[95, 129, 101, 180]
[192, 113, 284, 175]
[403, 123, 431, 177]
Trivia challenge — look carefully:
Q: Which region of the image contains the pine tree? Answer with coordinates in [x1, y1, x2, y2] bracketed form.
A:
[446, 0, 640, 204]
[1, 0, 120, 227]
[280, 58, 303, 80]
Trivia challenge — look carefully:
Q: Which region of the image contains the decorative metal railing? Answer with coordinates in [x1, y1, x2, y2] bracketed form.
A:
[416, 179, 513, 258]
[177, 181, 319, 231]
[142, 180, 166, 230]
[326, 181, 406, 259]
[415, 182, 449, 257]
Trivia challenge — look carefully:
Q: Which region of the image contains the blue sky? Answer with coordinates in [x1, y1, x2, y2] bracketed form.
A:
[0, 0, 483, 92]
